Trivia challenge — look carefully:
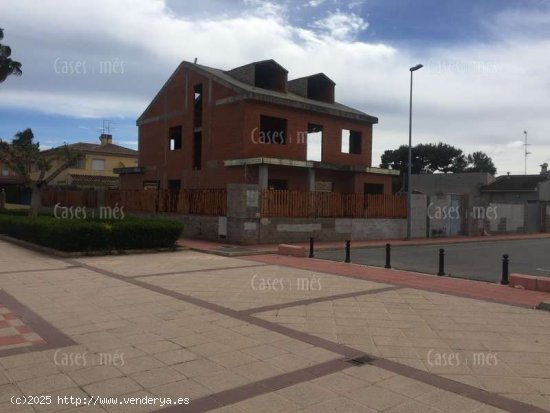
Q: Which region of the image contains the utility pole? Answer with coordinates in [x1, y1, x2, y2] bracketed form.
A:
[524, 130, 531, 175]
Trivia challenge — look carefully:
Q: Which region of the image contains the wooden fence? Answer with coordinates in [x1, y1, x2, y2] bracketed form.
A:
[40, 188, 405, 219]
[365, 194, 407, 218]
[261, 190, 407, 219]
[41, 189, 98, 208]
[41, 188, 227, 216]
[105, 189, 227, 215]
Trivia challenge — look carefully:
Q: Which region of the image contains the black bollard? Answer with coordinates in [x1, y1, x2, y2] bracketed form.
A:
[501, 254, 509, 285]
[438, 248, 445, 276]
[345, 240, 351, 263]
[309, 237, 314, 258]
[385, 243, 391, 269]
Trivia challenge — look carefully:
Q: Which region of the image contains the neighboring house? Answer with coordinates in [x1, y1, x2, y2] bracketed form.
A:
[411, 172, 495, 197]
[479, 173, 550, 203]
[118, 59, 398, 193]
[1, 159, 27, 205]
[0, 160, 25, 186]
[40, 134, 138, 189]
[479, 172, 550, 233]
[411, 169, 550, 235]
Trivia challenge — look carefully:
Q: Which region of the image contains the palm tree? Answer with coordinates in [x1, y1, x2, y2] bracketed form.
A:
[0, 28, 23, 83]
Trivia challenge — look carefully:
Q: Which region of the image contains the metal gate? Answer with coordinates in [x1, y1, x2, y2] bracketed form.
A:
[527, 201, 540, 232]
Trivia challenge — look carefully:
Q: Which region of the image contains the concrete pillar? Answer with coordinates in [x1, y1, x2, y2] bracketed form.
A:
[258, 165, 268, 189]
[308, 168, 316, 191]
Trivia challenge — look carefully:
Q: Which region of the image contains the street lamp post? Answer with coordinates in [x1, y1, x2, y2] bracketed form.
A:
[407, 64, 423, 240]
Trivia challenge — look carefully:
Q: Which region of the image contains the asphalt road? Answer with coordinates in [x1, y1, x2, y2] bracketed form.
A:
[315, 238, 550, 283]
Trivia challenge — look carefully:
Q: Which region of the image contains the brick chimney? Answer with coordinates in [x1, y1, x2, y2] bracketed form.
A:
[99, 133, 112, 145]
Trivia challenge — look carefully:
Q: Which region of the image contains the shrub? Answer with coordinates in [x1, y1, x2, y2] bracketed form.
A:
[0, 208, 31, 216]
[0, 214, 183, 252]
[110, 219, 183, 250]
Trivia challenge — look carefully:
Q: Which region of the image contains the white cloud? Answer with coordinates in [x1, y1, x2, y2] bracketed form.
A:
[312, 11, 369, 40]
[307, 0, 325, 7]
[0, 0, 549, 174]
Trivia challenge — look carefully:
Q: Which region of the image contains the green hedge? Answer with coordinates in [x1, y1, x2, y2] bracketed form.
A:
[0, 209, 32, 216]
[0, 214, 183, 252]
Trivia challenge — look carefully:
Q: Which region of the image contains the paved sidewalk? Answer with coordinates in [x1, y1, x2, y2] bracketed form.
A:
[246, 254, 550, 308]
[1, 240, 550, 412]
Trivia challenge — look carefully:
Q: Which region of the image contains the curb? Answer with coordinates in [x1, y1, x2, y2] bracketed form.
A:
[0, 235, 184, 257]
[184, 246, 268, 257]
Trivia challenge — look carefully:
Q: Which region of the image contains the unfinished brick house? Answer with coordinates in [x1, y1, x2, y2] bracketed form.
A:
[119, 59, 397, 194]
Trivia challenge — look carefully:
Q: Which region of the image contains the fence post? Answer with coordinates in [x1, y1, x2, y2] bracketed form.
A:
[345, 240, 351, 263]
[501, 254, 509, 285]
[438, 249, 445, 276]
[309, 237, 314, 258]
[385, 243, 391, 269]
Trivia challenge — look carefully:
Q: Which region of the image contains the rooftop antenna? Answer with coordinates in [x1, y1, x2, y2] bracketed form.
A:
[523, 130, 531, 175]
[97, 120, 117, 135]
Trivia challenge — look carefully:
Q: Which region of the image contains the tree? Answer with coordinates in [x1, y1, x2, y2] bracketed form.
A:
[380, 142, 496, 192]
[465, 151, 497, 175]
[380, 142, 467, 175]
[0, 28, 23, 83]
[0, 129, 82, 216]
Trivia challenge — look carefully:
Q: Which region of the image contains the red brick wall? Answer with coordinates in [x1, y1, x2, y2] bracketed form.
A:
[241, 101, 373, 166]
[125, 64, 385, 193]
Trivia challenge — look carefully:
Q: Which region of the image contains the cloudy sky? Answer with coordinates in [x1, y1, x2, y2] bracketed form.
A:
[1, 0, 549, 175]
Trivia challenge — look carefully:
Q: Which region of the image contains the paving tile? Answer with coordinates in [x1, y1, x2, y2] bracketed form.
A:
[477, 375, 537, 394]
[416, 389, 483, 413]
[153, 348, 200, 365]
[66, 364, 124, 387]
[172, 358, 225, 378]
[346, 384, 409, 411]
[150, 378, 211, 399]
[344, 365, 397, 384]
[83, 377, 143, 397]
[117, 355, 165, 375]
[238, 392, 301, 413]
[311, 372, 367, 395]
[133, 340, 181, 354]
[193, 370, 250, 393]
[377, 375, 436, 398]
[385, 400, 442, 413]
[276, 382, 337, 407]
[18, 373, 76, 395]
[210, 405, 249, 413]
[188, 342, 234, 357]
[6, 361, 60, 382]
[0, 383, 23, 403]
[304, 397, 377, 413]
[208, 351, 258, 369]
[241, 344, 289, 360]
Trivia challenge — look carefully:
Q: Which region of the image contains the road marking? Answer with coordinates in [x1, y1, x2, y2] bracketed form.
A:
[536, 268, 550, 272]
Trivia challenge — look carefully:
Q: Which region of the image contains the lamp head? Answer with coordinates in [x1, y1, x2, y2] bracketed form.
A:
[410, 64, 423, 72]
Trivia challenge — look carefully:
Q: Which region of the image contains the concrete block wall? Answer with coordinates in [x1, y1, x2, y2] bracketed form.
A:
[487, 203, 525, 233]
[126, 211, 221, 242]
[221, 186, 427, 245]
[253, 217, 407, 245]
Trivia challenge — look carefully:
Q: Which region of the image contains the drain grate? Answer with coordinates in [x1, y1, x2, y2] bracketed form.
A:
[347, 355, 374, 366]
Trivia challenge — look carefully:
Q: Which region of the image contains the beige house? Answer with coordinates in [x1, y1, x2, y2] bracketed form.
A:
[39, 134, 137, 189]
